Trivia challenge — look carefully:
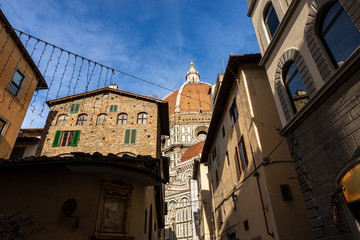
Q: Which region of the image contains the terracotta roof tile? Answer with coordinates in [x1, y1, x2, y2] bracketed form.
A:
[181, 141, 205, 162]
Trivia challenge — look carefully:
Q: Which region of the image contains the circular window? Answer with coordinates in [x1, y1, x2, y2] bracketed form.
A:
[197, 132, 207, 141]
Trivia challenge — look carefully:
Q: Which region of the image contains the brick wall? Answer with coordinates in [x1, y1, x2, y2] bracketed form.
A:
[38, 92, 160, 158]
[285, 67, 360, 239]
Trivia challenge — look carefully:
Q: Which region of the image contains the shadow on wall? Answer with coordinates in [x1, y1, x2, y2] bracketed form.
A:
[35, 110, 58, 156]
[165, 227, 177, 240]
[0, 137, 12, 159]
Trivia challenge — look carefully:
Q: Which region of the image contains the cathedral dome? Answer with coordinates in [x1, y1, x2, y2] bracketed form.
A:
[163, 62, 212, 116]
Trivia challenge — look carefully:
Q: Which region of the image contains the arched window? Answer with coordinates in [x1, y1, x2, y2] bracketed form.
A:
[320, 1, 360, 68]
[76, 114, 87, 126]
[56, 114, 67, 126]
[283, 61, 309, 113]
[264, 2, 279, 38]
[117, 113, 127, 125]
[137, 112, 147, 124]
[97, 114, 107, 125]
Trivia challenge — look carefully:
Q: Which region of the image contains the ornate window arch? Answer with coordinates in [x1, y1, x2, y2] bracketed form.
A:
[305, 0, 360, 81]
[275, 48, 316, 121]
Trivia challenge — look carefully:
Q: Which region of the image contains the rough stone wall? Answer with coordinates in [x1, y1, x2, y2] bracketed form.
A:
[286, 68, 360, 239]
[40, 92, 160, 158]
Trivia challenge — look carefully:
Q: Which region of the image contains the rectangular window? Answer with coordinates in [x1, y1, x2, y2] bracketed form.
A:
[52, 130, 80, 147]
[70, 103, 80, 113]
[8, 70, 25, 96]
[124, 129, 137, 145]
[238, 136, 248, 170]
[229, 98, 238, 126]
[280, 184, 293, 201]
[109, 105, 118, 112]
[0, 118, 6, 135]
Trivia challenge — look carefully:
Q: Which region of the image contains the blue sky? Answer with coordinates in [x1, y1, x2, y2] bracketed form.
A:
[0, 0, 259, 128]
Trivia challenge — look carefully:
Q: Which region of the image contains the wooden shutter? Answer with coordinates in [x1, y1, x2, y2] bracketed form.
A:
[71, 130, 81, 146]
[124, 129, 131, 144]
[130, 129, 137, 144]
[52, 131, 62, 147]
[70, 103, 80, 113]
[70, 104, 75, 113]
[110, 105, 118, 112]
[74, 104, 80, 113]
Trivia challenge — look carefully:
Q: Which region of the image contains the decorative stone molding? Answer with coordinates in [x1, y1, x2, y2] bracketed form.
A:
[275, 48, 316, 121]
[305, 0, 360, 81]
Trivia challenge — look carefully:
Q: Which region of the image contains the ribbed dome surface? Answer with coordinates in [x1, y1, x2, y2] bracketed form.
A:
[163, 82, 211, 116]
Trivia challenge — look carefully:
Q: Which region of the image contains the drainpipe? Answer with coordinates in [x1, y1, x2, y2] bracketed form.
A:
[235, 73, 274, 238]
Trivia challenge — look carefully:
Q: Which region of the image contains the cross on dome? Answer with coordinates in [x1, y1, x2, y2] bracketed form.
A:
[186, 61, 200, 83]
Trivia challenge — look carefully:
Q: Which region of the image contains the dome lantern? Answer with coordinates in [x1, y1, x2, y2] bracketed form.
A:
[185, 61, 200, 83]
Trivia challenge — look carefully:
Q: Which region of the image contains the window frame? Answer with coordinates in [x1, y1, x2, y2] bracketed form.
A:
[7, 69, 25, 97]
[263, 2, 280, 39]
[318, 1, 360, 69]
[76, 114, 88, 126]
[229, 98, 238, 126]
[70, 103, 80, 114]
[0, 118, 7, 136]
[235, 136, 248, 171]
[52, 130, 80, 147]
[95, 182, 132, 237]
[56, 114, 68, 126]
[96, 113, 107, 126]
[109, 105, 118, 112]
[124, 129, 137, 145]
[283, 61, 309, 114]
[117, 113, 128, 125]
[137, 112, 148, 124]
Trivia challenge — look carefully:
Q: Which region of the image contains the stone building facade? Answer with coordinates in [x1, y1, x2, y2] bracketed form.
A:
[0, 10, 47, 159]
[37, 84, 169, 158]
[200, 54, 314, 240]
[246, 0, 360, 238]
[163, 62, 212, 240]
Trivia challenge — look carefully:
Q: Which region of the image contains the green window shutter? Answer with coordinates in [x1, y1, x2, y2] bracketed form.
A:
[52, 131, 62, 147]
[124, 129, 131, 144]
[71, 130, 81, 146]
[109, 105, 118, 112]
[130, 129, 137, 144]
[74, 104, 80, 113]
[70, 103, 80, 113]
[70, 104, 75, 113]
